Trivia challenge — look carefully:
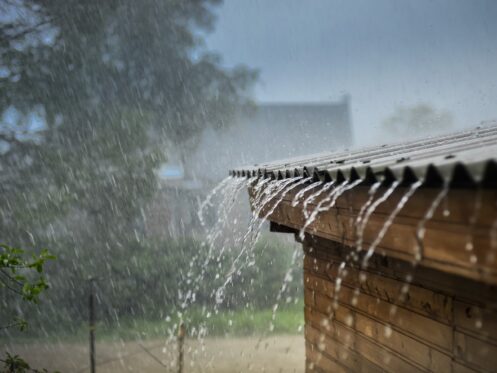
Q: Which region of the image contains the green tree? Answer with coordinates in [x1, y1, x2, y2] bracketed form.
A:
[382, 103, 453, 139]
[0, 0, 256, 323]
[0, 244, 57, 372]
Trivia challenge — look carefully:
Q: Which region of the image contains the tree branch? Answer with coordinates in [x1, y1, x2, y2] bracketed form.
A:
[0, 133, 29, 147]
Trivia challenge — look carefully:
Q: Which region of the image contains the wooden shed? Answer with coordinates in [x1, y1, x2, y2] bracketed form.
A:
[231, 124, 497, 372]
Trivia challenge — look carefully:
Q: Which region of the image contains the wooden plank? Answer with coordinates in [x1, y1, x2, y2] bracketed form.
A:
[306, 275, 453, 351]
[452, 361, 481, 373]
[304, 247, 454, 323]
[304, 306, 355, 350]
[310, 292, 452, 372]
[305, 324, 383, 373]
[302, 230, 497, 372]
[254, 183, 497, 284]
[325, 260, 453, 323]
[272, 198, 497, 282]
[304, 286, 315, 307]
[353, 311, 452, 372]
[454, 300, 497, 343]
[454, 331, 497, 372]
[305, 341, 348, 373]
[304, 234, 497, 308]
[273, 185, 497, 228]
[305, 306, 425, 373]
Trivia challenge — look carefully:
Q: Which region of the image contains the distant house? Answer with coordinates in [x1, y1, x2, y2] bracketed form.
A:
[143, 97, 353, 239]
[190, 96, 353, 181]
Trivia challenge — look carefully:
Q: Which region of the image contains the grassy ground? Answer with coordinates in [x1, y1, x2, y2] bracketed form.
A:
[3, 304, 305, 371]
[101, 302, 305, 341]
[7, 335, 305, 372]
[0, 303, 305, 373]
[2, 302, 304, 343]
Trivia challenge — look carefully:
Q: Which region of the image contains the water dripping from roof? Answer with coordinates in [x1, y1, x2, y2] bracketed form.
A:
[292, 180, 322, 207]
[302, 181, 335, 219]
[299, 180, 363, 241]
[356, 180, 400, 254]
[414, 181, 450, 263]
[465, 188, 482, 266]
[197, 176, 232, 227]
[361, 180, 422, 269]
[216, 177, 304, 306]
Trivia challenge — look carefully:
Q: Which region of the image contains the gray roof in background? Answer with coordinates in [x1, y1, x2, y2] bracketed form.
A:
[230, 122, 497, 187]
[190, 98, 352, 181]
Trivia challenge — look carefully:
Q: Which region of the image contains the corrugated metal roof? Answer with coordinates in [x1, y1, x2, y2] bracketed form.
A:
[229, 122, 497, 187]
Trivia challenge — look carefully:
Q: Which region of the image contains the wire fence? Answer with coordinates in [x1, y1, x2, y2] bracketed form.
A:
[74, 278, 185, 373]
[75, 341, 168, 373]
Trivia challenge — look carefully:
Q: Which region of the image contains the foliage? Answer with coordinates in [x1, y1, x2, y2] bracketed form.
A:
[223, 238, 302, 309]
[0, 0, 257, 346]
[0, 0, 256, 246]
[0, 244, 56, 373]
[1, 237, 302, 339]
[382, 103, 453, 139]
[0, 244, 55, 330]
[1, 352, 59, 373]
[100, 301, 304, 340]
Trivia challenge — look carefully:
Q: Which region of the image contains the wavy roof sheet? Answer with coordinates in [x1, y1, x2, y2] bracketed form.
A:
[230, 123, 497, 187]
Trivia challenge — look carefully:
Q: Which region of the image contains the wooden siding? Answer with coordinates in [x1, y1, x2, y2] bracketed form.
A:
[303, 236, 497, 373]
[252, 184, 497, 285]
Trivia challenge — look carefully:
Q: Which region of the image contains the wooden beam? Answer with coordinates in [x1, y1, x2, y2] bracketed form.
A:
[249, 184, 497, 284]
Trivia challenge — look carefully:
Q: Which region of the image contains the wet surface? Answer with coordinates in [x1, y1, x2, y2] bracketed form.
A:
[7, 335, 304, 373]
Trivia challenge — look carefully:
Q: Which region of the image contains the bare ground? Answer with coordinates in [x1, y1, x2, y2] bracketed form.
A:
[5, 335, 304, 372]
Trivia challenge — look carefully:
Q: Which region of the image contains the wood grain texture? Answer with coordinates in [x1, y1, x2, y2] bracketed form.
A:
[303, 239, 497, 372]
[249, 183, 497, 284]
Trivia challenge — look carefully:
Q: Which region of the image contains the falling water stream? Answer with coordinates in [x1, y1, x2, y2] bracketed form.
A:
[465, 188, 483, 266]
[332, 180, 405, 315]
[303, 181, 335, 219]
[181, 177, 249, 312]
[189, 171, 495, 368]
[299, 180, 364, 241]
[414, 181, 450, 263]
[292, 180, 323, 207]
[356, 181, 400, 253]
[360, 180, 422, 269]
[216, 177, 306, 305]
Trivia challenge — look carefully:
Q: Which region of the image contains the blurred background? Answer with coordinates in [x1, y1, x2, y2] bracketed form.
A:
[1, 0, 496, 371]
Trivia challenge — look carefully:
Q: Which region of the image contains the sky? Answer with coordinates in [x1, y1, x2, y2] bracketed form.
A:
[205, 0, 497, 144]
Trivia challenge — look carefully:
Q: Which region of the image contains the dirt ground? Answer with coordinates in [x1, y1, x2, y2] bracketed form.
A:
[5, 335, 304, 372]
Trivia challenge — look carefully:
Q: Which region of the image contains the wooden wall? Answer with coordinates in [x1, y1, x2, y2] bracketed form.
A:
[302, 235, 497, 373]
[255, 185, 497, 284]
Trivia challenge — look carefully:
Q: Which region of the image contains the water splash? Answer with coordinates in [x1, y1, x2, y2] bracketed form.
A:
[361, 181, 422, 269]
[356, 181, 400, 253]
[292, 180, 322, 207]
[261, 177, 312, 222]
[355, 182, 382, 241]
[180, 177, 248, 310]
[216, 177, 305, 306]
[341, 181, 382, 266]
[299, 180, 362, 240]
[302, 181, 334, 219]
[198, 176, 232, 227]
[390, 181, 450, 318]
[334, 180, 402, 313]
[414, 181, 449, 263]
[269, 247, 302, 332]
[464, 188, 482, 265]
[332, 181, 418, 313]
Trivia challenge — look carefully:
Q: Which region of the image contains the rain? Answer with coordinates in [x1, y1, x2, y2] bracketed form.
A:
[1, 1, 497, 372]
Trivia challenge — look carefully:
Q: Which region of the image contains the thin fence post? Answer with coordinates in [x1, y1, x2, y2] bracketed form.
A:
[177, 322, 186, 373]
[89, 278, 96, 373]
